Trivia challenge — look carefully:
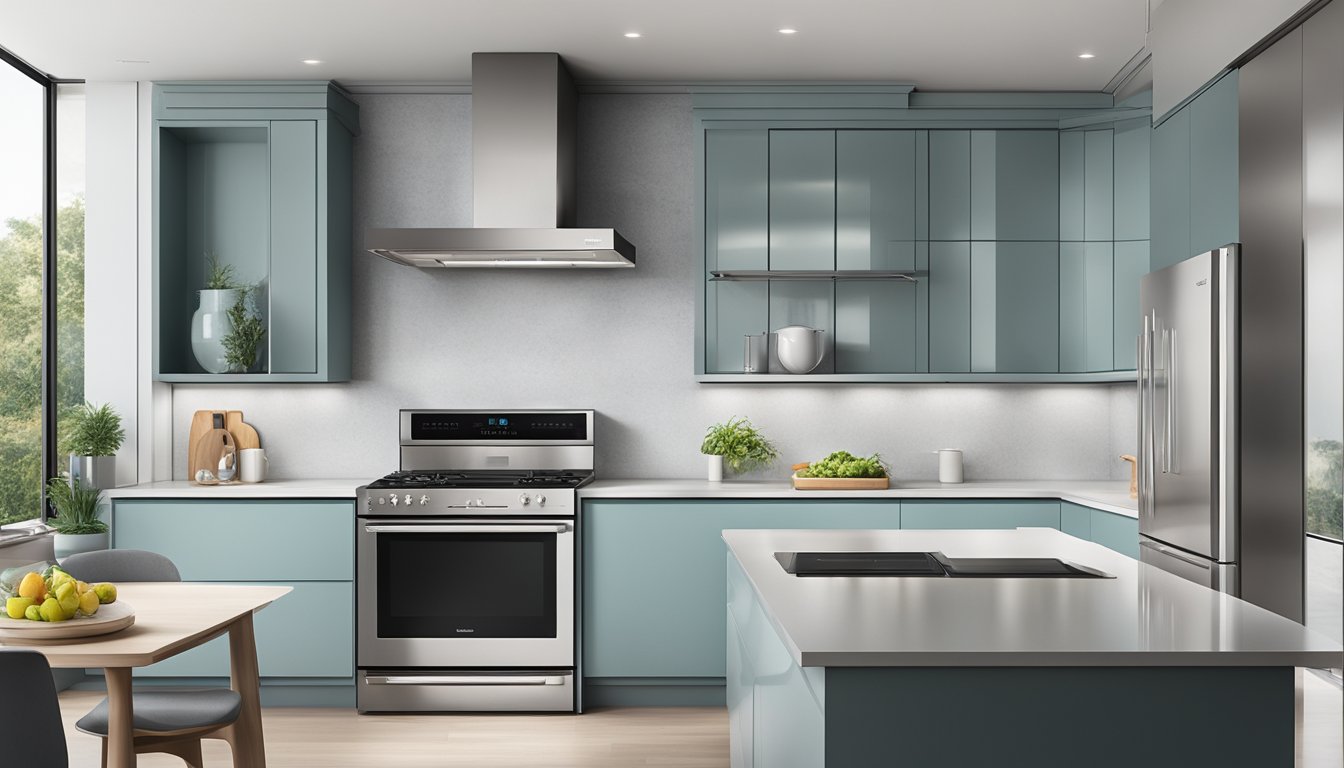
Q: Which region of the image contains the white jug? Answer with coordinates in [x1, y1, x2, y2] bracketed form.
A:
[774, 326, 825, 374]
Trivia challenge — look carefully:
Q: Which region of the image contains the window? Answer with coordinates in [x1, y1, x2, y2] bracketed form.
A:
[0, 50, 84, 526]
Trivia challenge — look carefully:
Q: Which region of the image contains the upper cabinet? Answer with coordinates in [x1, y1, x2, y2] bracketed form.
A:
[695, 89, 1151, 382]
[153, 82, 359, 383]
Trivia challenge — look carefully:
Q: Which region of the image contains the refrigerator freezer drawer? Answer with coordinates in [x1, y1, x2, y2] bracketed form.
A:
[1140, 537, 1239, 595]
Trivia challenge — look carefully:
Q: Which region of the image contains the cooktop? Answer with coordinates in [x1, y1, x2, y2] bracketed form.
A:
[775, 551, 1112, 578]
[367, 470, 595, 490]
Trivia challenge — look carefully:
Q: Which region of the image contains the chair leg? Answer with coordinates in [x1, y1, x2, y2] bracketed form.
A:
[149, 737, 204, 767]
[100, 737, 108, 768]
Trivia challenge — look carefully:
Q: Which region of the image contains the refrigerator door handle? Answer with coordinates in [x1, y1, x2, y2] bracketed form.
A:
[1142, 313, 1157, 518]
[1136, 331, 1146, 520]
[1139, 539, 1211, 571]
[1166, 327, 1177, 475]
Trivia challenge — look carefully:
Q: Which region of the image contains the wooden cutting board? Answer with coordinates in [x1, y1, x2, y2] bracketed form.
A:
[190, 416, 237, 484]
[187, 410, 223, 479]
[790, 462, 890, 490]
[226, 411, 261, 451]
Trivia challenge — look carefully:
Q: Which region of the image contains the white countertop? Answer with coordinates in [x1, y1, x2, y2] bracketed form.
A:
[581, 479, 1138, 517]
[724, 527, 1343, 668]
[104, 479, 369, 499]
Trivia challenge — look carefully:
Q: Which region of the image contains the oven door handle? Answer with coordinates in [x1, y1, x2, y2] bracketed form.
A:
[364, 675, 568, 686]
[362, 523, 571, 534]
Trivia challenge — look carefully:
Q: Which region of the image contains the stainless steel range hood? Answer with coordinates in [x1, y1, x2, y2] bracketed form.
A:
[366, 53, 635, 268]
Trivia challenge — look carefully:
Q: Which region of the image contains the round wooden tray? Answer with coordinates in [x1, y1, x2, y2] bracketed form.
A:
[0, 601, 134, 641]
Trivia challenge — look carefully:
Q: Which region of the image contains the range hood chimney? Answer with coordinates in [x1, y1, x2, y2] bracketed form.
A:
[366, 53, 636, 268]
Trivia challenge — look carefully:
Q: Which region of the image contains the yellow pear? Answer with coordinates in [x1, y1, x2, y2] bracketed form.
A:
[94, 583, 118, 604]
[6, 596, 35, 619]
[56, 582, 80, 620]
[39, 597, 68, 622]
[78, 589, 100, 617]
[23, 604, 42, 621]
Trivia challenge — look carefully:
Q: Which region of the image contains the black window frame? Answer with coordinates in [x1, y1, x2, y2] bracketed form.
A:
[0, 45, 77, 522]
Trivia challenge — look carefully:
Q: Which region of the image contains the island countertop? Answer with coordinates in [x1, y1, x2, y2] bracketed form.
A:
[723, 527, 1343, 668]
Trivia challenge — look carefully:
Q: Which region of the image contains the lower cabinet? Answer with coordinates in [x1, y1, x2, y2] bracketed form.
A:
[108, 499, 355, 681]
[900, 500, 1060, 530]
[1061, 501, 1139, 558]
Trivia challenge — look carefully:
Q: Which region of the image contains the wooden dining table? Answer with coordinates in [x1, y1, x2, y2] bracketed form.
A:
[0, 583, 290, 768]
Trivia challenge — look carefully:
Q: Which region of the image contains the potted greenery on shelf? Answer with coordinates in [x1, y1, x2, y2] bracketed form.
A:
[700, 416, 779, 482]
[47, 478, 109, 559]
[63, 402, 125, 491]
[223, 286, 266, 373]
[191, 253, 242, 373]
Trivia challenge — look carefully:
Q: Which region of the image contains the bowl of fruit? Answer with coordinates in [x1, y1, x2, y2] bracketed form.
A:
[792, 451, 891, 490]
[0, 564, 129, 641]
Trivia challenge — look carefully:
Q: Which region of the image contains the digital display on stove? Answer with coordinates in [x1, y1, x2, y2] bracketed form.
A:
[410, 412, 588, 441]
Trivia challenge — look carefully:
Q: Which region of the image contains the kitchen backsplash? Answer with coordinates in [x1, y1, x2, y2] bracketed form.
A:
[171, 92, 1138, 483]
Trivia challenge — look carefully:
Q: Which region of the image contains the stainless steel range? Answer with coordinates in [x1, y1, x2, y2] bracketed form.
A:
[356, 409, 592, 713]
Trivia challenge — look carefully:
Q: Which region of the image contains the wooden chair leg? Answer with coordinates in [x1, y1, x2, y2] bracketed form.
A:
[148, 736, 204, 767]
[100, 738, 108, 768]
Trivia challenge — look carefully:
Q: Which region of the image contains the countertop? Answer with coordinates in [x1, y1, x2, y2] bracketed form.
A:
[723, 527, 1344, 668]
[104, 479, 369, 499]
[580, 479, 1138, 517]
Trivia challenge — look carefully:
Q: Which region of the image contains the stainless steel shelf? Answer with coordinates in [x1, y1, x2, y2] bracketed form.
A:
[709, 270, 919, 282]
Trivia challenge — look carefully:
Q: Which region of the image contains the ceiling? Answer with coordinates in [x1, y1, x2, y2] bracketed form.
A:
[2, 0, 1150, 91]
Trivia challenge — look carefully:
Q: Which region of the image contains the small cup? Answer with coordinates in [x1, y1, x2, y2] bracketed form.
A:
[936, 449, 963, 484]
[239, 448, 269, 483]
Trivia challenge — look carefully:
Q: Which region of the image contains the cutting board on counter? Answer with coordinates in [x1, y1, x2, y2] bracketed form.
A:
[790, 462, 890, 490]
[188, 410, 261, 479]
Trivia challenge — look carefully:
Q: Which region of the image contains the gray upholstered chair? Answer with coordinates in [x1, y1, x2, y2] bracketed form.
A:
[0, 649, 70, 768]
[60, 549, 244, 767]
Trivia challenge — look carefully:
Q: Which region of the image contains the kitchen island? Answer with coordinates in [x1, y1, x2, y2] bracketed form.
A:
[724, 528, 1343, 768]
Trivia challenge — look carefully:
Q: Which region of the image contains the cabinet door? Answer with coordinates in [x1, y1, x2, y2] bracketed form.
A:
[1083, 130, 1114, 240]
[1188, 71, 1240, 256]
[929, 242, 972, 372]
[1114, 118, 1151, 241]
[971, 242, 1060, 373]
[111, 500, 354, 580]
[835, 281, 920, 373]
[270, 120, 319, 374]
[836, 130, 919, 270]
[1090, 509, 1140, 558]
[1150, 108, 1191, 271]
[1059, 131, 1086, 241]
[706, 130, 769, 271]
[929, 131, 971, 240]
[1112, 240, 1150, 370]
[900, 500, 1061, 530]
[134, 581, 352, 678]
[1060, 502, 1092, 540]
[972, 130, 1059, 242]
[582, 500, 900, 679]
[1059, 242, 1114, 373]
[769, 130, 835, 270]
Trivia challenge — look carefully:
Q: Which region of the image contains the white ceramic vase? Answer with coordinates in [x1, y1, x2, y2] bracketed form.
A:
[191, 288, 239, 374]
[706, 454, 724, 483]
[53, 531, 109, 561]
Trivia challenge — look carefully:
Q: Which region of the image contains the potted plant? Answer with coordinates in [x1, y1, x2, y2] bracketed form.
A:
[191, 253, 241, 373]
[223, 286, 266, 373]
[64, 401, 125, 490]
[700, 416, 779, 482]
[47, 477, 109, 560]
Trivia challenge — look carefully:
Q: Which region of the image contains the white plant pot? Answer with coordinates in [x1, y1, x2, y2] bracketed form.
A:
[53, 531, 109, 561]
[191, 288, 240, 374]
[69, 454, 116, 490]
[707, 454, 724, 483]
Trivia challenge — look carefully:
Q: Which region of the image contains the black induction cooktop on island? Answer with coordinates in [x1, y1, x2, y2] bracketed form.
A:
[775, 551, 1112, 578]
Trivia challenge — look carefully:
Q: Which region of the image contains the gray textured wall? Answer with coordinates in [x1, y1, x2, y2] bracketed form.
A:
[172, 92, 1136, 482]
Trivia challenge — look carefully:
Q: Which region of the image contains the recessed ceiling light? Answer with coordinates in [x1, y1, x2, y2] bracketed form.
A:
[624, 32, 642, 38]
[1078, 53, 1095, 59]
[302, 59, 323, 65]
[778, 28, 798, 35]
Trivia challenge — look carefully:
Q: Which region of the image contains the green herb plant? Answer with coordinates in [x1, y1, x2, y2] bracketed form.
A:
[62, 402, 126, 457]
[797, 450, 889, 479]
[223, 287, 266, 373]
[205, 253, 238, 290]
[46, 477, 108, 535]
[700, 417, 779, 474]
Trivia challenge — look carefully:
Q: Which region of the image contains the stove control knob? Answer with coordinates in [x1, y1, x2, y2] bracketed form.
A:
[420, 495, 430, 506]
[465, 499, 475, 508]
[389, 494, 399, 506]
[519, 494, 531, 505]
[476, 498, 486, 508]
[378, 496, 386, 506]
[536, 494, 547, 506]
[404, 494, 413, 507]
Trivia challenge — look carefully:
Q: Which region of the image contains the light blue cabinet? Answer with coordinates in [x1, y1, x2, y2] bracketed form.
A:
[769, 130, 836, 270]
[929, 131, 972, 240]
[1083, 130, 1114, 241]
[582, 500, 900, 680]
[706, 130, 769, 271]
[1060, 242, 1115, 372]
[109, 498, 355, 682]
[929, 242, 972, 372]
[972, 130, 1060, 242]
[900, 500, 1061, 530]
[971, 241, 1060, 373]
[153, 82, 358, 383]
[1060, 501, 1092, 539]
[1090, 507, 1140, 558]
[1188, 71, 1239, 256]
[1112, 240, 1150, 369]
[836, 130, 920, 270]
[1059, 131, 1086, 241]
[1113, 119, 1151, 241]
[1151, 107, 1191, 272]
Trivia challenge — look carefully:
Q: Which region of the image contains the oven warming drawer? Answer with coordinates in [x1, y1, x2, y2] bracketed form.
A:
[357, 670, 575, 713]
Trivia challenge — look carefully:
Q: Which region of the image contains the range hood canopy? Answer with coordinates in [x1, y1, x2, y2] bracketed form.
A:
[366, 53, 635, 268]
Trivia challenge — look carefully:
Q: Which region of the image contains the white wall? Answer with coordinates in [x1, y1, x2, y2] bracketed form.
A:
[158, 92, 1137, 483]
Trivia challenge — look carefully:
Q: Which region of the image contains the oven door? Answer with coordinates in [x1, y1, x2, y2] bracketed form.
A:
[357, 517, 574, 668]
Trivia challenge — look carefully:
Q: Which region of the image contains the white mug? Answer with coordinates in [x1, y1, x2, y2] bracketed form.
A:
[936, 449, 963, 484]
[239, 448, 269, 483]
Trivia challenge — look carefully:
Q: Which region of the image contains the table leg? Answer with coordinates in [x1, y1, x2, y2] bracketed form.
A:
[227, 613, 267, 768]
[104, 667, 135, 768]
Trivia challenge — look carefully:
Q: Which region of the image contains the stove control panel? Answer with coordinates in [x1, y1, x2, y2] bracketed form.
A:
[361, 487, 574, 517]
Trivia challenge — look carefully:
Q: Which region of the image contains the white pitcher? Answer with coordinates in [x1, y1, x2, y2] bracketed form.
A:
[774, 325, 825, 374]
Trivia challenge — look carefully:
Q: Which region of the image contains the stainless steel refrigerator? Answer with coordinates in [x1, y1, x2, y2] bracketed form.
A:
[1137, 245, 1239, 594]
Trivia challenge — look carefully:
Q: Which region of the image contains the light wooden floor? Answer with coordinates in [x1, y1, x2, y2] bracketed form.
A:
[57, 672, 1342, 767]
